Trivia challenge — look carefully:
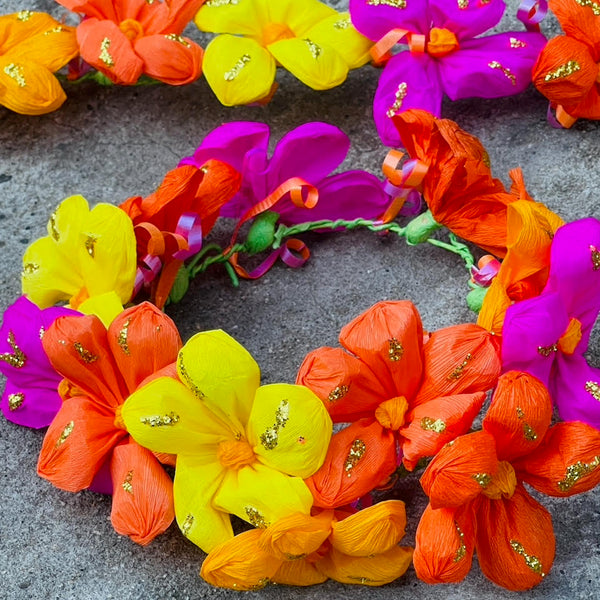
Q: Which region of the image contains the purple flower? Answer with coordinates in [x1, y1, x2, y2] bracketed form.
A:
[349, 0, 546, 146]
[502, 218, 600, 429]
[180, 121, 392, 223]
[0, 296, 78, 428]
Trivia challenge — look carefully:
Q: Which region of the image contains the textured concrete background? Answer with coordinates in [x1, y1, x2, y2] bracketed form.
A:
[0, 1, 598, 599]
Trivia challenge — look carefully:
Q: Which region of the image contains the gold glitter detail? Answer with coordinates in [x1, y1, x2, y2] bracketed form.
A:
[284, 552, 307, 560]
[453, 522, 466, 562]
[224, 54, 251, 81]
[367, 0, 407, 7]
[85, 235, 97, 258]
[472, 473, 492, 488]
[386, 82, 408, 118]
[448, 353, 473, 380]
[344, 439, 366, 477]
[537, 343, 558, 357]
[557, 456, 600, 491]
[0, 332, 27, 368]
[4, 63, 26, 87]
[99, 37, 115, 68]
[510, 37, 526, 48]
[249, 578, 270, 591]
[245, 506, 268, 528]
[140, 412, 180, 427]
[420, 417, 447, 433]
[74, 342, 98, 364]
[347, 577, 375, 583]
[181, 514, 194, 536]
[333, 16, 351, 29]
[544, 60, 581, 82]
[388, 338, 404, 361]
[177, 352, 205, 398]
[590, 245, 600, 270]
[205, 0, 240, 5]
[304, 39, 322, 59]
[328, 385, 349, 402]
[574, 0, 600, 15]
[49, 210, 60, 241]
[8, 392, 25, 411]
[22, 262, 39, 276]
[39, 326, 45, 340]
[516, 407, 537, 441]
[585, 381, 600, 402]
[55, 421, 75, 447]
[117, 318, 131, 355]
[510, 540, 546, 577]
[17, 10, 33, 21]
[482, 151, 491, 168]
[458, 0, 469, 8]
[122, 470, 134, 495]
[259, 400, 289, 450]
[165, 33, 190, 47]
[44, 26, 65, 34]
[146, 0, 157, 4]
[488, 61, 517, 86]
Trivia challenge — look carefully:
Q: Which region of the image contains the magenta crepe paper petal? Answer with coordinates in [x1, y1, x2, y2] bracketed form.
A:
[1, 380, 62, 429]
[429, 0, 505, 40]
[88, 454, 115, 495]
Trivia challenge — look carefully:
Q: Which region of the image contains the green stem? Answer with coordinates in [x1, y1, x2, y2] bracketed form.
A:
[185, 243, 224, 273]
[189, 244, 245, 279]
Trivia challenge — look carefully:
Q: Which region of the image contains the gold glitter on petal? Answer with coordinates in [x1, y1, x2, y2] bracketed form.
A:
[224, 54, 251, 81]
[122, 470, 134, 495]
[22, 262, 39, 276]
[17, 10, 33, 21]
[386, 82, 408, 118]
[544, 60, 581, 82]
[488, 61, 517, 86]
[557, 456, 600, 492]
[245, 506, 268, 528]
[510, 540, 546, 577]
[260, 400, 289, 450]
[85, 235, 97, 258]
[367, 0, 407, 7]
[249, 578, 270, 591]
[117, 318, 131, 355]
[4, 63, 26, 87]
[328, 385, 349, 402]
[344, 439, 366, 477]
[472, 473, 492, 488]
[39, 326, 45, 340]
[49, 210, 60, 241]
[44, 26, 65, 35]
[510, 37, 527, 48]
[590, 245, 600, 270]
[165, 33, 190, 47]
[177, 351, 205, 398]
[516, 406, 537, 441]
[447, 353, 472, 380]
[140, 412, 180, 427]
[333, 16, 351, 29]
[8, 392, 25, 411]
[458, 0, 469, 8]
[575, 0, 600, 15]
[537, 343, 558, 357]
[453, 522, 466, 562]
[420, 416, 447, 433]
[55, 421, 75, 447]
[585, 381, 600, 402]
[99, 37, 115, 68]
[388, 338, 404, 361]
[74, 342, 98, 364]
[181, 514, 194, 536]
[205, 0, 240, 6]
[304, 39, 322, 59]
[0, 331, 27, 368]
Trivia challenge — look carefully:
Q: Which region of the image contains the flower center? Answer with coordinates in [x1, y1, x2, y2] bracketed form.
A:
[557, 317, 583, 355]
[218, 438, 256, 470]
[426, 28, 459, 58]
[119, 19, 145, 42]
[262, 23, 295, 47]
[113, 405, 126, 430]
[69, 286, 90, 310]
[482, 461, 517, 500]
[375, 396, 409, 430]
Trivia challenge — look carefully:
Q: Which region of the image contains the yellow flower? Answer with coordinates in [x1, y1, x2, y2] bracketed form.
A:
[0, 11, 78, 115]
[22, 195, 137, 309]
[196, 0, 372, 106]
[122, 329, 333, 553]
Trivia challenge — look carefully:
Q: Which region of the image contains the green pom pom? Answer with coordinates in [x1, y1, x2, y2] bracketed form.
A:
[169, 266, 190, 304]
[245, 211, 280, 254]
[467, 286, 489, 313]
[405, 210, 442, 245]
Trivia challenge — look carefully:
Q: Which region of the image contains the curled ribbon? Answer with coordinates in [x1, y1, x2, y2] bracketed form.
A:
[370, 28, 426, 66]
[229, 239, 310, 279]
[517, 0, 548, 32]
[547, 103, 577, 129]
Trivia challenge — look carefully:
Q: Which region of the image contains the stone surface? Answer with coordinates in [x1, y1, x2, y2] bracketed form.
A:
[0, 1, 598, 599]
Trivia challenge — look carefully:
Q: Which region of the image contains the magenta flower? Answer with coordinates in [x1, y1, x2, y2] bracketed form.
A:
[349, 0, 546, 146]
[0, 296, 78, 428]
[180, 121, 392, 223]
[502, 218, 600, 429]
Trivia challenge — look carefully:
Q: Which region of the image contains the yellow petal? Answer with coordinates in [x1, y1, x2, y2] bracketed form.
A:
[0, 11, 67, 54]
[176, 330, 260, 432]
[247, 383, 332, 478]
[78, 292, 124, 329]
[195, 0, 267, 35]
[267, 0, 336, 36]
[273, 559, 328, 586]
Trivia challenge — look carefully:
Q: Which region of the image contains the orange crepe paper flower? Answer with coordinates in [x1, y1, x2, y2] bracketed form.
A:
[414, 371, 600, 591]
[477, 198, 564, 336]
[37, 302, 182, 545]
[56, 0, 204, 85]
[0, 11, 78, 115]
[390, 109, 515, 258]
[297, 301, 501, 509]
[201, 501, 413, 590]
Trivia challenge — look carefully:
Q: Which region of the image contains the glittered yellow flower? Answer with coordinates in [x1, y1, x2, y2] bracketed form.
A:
[195, 0, 372, 106]
[0, 11, 78, 115]
[22, 195, 137, 309]
[121, 329, 333, 553]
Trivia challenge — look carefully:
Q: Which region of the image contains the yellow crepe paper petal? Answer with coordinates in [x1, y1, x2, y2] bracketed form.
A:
[195, 0, 266, 36]
[203, 34, 276, 106]
[78, 291, 124, 329]
[247, 383, 332, 478]
[0, 11, 69, 54]
[267, 0, 336, 37]
[273, 559, 328, 586]
[176, 329, 260, 432]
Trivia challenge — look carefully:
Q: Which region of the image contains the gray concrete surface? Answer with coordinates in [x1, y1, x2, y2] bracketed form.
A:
[0, 1, 598, 598]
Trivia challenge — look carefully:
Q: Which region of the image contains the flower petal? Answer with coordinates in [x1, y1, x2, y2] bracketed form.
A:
[54, 0, 116, 21]
[549, 0, 600, 55]
[267, 0, 337, 35]
[273, 559, 328, 586]
[1, 380, 63, 429]
[195, 0, 266, 35]
[430, 0, 504, 38]
[349, 0, 429, 41]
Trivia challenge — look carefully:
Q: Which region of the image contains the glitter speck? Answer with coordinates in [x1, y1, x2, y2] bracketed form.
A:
[448, 353, 472, 380]
[4, 63, 26, 87]
[260, 400, 289, 450]
[55, 421, 75, 447]
[17, 10, 33, 21]
[99, 37, 115, 67]
[510, 540, 546, 576]
[590, 245, 600, 270]
[8, 392, 25, 411]
[344, 439, 366, 477]
[537, 343, 558, 357]
[74, 342, 98, 364]
[488, 61, 517, 86]
[117, 318, 131, 355]
[165, 33, 190, 47]
[303, 39, 322, 59]
[557, 456, 600, 491]
[420, 417, 446, 433]
[122, 470, 134, 495]
[206, 0, 240, 5]
[472, 473, 492, 488]
[245, 506, 268, 528]
[386, 82, 408, 118]
[181, 514, 194, 536]
[453, 522, 466, 562]
[367, 0, 406, 7]
[85, 235, 97, 258]
[544, 60, 581, 82]
[574, 0, 600, 15]
[388, 338, 404, 361]
[328, 385, 349, 402]
[0, 331, 27, 368]
[140, 412, 180, 427]
[585, 381, 600, 402]
[224, 54, 251, 81]
[333, 16, 351, 29]
[510, 37, 526, 48]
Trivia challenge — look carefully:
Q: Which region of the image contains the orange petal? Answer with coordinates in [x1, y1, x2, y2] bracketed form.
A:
[55, 0, 116, 21]
[305, 419, 397, 508]
[483, 371, 552, 462]
[401, 392, 486, 471]
[272, 559, 328, 586]
[110, 441, 174, 545]
[514, 422, 600, 497]
[475, 485, 554, 591]
[548, 0, 600, 58]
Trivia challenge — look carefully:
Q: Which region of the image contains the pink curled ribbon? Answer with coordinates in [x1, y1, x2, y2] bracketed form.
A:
[230, 239, 310, 280]
[517, 0, 548, 32]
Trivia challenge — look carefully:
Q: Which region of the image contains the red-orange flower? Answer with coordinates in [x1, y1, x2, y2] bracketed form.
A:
[297, 301, 501, 508]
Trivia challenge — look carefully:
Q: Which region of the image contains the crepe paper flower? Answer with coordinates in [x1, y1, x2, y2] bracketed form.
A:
[195, 0, 372, 106]
[502, 218, 600, 428]
[533, 0, 600, 127]
[201, 501, 413, 589]
[349, 0, 546, 146]
[121, 329, 332, 554]
[120, 159, 241, 308]
[0, 11, 78, 115]
[22, 195, 137, 310]
[470, 256, 501, 288]
[297, 300, 501, 509]
[56, 0, 204, 86]
[413, 370, 600, 590]
[0, 296, 78, 428]
[477, 199, 564, 336]
[37, 303, 181, 545]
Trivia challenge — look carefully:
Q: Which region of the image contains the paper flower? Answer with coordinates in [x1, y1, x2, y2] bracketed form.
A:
[121, 329, 332, 553]
[297, 301, 501, 508]
[0, 296, 78, 428]
[37, 303, 181, 545]
[413, 370, 600, 590]
[22, 195, 137, 309]
[502, 218, 600, 429]
[349, 0, 546, 146]
[56, 0, 204, 85]
[201, 501, 413, 589]
[533, 0, 600, 127]
[181, 121, 391, 223]
[195, 0, 372, 105]
[0, 11, 78, 114]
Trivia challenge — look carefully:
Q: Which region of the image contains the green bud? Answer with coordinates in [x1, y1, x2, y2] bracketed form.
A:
[405, 210, 442, 245]
[467, 286, 489, 314]
[245, 211, 280, 254]
[168, 265, 190, 304]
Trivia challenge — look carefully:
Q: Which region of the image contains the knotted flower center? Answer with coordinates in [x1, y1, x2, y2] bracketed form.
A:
[262, 23, 295, 47]
[113, 405, 127, 430]
[482, 461, 517, 500]
[375, 396, 409, 430]
[119, 19, 145, 42]
[426, 28, 459, 58]
[218, 438, 256, 470]
[557, 317, 583, 355]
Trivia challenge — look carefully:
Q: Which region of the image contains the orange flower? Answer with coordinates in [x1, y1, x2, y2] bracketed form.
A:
[0, 11, 78, 115]
[414, 371, 600, 591]
[201, 501, 413, 589]
[297, 301, 501, 508]
[37, 303, 181, 545]
[57, 0, 204, 85]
